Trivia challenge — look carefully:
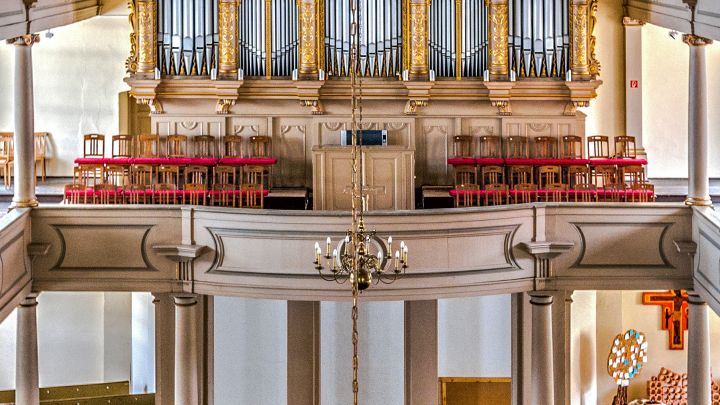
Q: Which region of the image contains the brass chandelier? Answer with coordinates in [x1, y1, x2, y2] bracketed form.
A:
[311, 0, 409, 402]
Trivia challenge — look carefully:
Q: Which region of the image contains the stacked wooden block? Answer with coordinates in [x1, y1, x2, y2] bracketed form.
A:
[647, 367, 720, 405]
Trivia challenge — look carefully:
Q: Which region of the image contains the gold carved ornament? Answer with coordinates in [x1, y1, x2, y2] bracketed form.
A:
[298, 0, 319, 75]
[218, 0, 239, 74]
[402, 0, 410, 72]
[587, 0, 600, 76]
[265, 0, 272, 78]
[409, 0, 429, 76]
[488, 1, 509, 76]
[136, 0, 157, 74]
[126, 0, 138, 74]
[317, 0, 325, 73]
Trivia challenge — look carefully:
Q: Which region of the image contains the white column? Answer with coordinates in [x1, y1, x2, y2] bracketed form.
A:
[153, 293, 175, 405]
[16, 293, 39, 405]
[683, 34, 713, 206]
[174, 294, 199, 405]
[404, 300, 437, 405]
[511, 292, 532, 405]
[7, 34, 39, 208]
[687, 292, 711, 405]
[529, 292, 554, 405]
[623, 17, 646, 161]
[287, 301, 320, 405]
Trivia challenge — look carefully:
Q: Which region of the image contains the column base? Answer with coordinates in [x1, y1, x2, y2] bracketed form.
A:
[10, 199, 39, 209]
[684, 196, 713, 207]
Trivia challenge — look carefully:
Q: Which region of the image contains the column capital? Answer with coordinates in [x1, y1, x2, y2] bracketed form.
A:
[528, 292, 554, 305]
[173, 294, 198, 307]
[19, 293, 39, 307]
[6, 34, 40, 47]
[622, 16, 645, 26]
[686, 290, 707, 305]
[683, 34, 713, 47]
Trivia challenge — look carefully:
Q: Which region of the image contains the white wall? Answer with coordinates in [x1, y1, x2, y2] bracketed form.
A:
[214, 296, 287, 405]
[0, 16, 130, 176]
[641, 23, 720, 178]
[131, 292, 155, 394]
[0, 292, 133, 390]
[571, 291, 597, 405]
[438, 295, 511, 377]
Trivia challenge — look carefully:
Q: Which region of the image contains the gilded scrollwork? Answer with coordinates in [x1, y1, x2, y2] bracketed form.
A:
[488, 0, 509, 77]
[218, 0, 239, 75]
[587, 0, 600, 77]
[490, 100, 512, 116]
[136, 0, 156, 74]
[300, 99, 324, 115]
[125, 0, 138, 74]
[298, 0, 319, 78]
[403, 99, 428, 115]
[137, 97, 163, 114]
[408, 0, 429, 79]
[569, 0, 589, 78]
[682, 34, 714, 47]
[216, 98, 236, 114]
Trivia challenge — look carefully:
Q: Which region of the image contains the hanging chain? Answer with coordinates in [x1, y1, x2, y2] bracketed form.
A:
[349, 0, 361, 404]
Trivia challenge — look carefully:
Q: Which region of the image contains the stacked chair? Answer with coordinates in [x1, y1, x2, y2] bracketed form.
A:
[65, 133, 275, 208]
[449, 134, 654, 207]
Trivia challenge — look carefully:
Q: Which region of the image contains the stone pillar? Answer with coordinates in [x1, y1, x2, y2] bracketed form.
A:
[153, 293, 175, 405]
[487, 0, 509, 80]
[569, 0, 590, 80]
[16, 293, 39, 405]
[287, 301, 320, 405]
[174, 294, 199, 405]
[218, 0, 239, 79]
[529, 292, 554, 405]
[404, 300, 437, 405]
[511, 292, 532, 405]
[623, 17, 646, 161]
[7, 34, 39, 208]
[136, 0, 157, 77]
[298, 0, 320, 79]
[551, 291, 573, 405]
[407, 0, 430, 80]
[683, 34, 713, 206]
[687, 292, 712, 405]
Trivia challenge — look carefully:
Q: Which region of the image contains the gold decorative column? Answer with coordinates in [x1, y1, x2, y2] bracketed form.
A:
[298, 0, 320, 80]
[569, 0, 598, 80]
[408, 0, 430, 80]
[136, 0, 157, 78]
[487, 0, 509, 80]
[218, 0, 239, 79]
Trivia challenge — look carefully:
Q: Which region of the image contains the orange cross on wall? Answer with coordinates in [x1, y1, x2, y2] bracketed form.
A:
[642, 290, 689, 350]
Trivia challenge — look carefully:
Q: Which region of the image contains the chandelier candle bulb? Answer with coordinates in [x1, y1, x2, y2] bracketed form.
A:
[395, 250, 400, 271]
[326, 237, 331, 257]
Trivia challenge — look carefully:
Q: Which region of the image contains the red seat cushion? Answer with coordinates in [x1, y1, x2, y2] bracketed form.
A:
[74, 157, 104, 164]
[65, 187, 94, 196]
[475, 158, 505, 165]
[218, 157, 245, 165]
[218, 157, 278, 166]
[188, 157, 219, 166]
[164, 157, 193, 165]
[102, 157, 132, 165]
[131, 157, 171, 165]
[447, 157, 476, 166]
[589, 158, 648, 166]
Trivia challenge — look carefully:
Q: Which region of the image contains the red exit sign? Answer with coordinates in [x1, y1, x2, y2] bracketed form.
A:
[630, 80, 639, 88]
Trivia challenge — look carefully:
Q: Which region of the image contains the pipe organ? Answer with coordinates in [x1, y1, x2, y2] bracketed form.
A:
[429, 0, 488, 79]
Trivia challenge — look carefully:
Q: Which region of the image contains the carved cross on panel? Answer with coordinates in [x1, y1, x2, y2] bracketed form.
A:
[642, 290, 689, 350]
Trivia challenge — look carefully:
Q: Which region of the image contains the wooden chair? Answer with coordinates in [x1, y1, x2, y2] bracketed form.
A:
[34, 132, 48, 182]
[601, 184, 625, 203]
[240, 183, 264, 208]
[508, 165, 533, 187]
[184, 165, 209, 205]
[453, 165, 477, 187]
[105, 164, 129, 190]
[243, 165, 268, 189]
[630, 183, 655, 203]
[567, 165, 590, 189]
[223, 135, 244, 158]
[540, 183, 568, 202]
[193, 135, 218, 157]
[211, 165, 238, 207]
[454, 184, 480, 208]
[505, 136, 529, 158]
[83, 134, 105, 158]
[111, 135, 135, 160]
[125, 164, 154, 204]
[249, 135, 271, 157]
[484, 183, 508, 206]
[480, 165, 504, 187]
[560, 135, 583, 159]
[137, 134, 161, 158]
[537, 165, 561, 189]
[478, 135, 502, 158]
[573, 183, 597, 202]
[0, 133, 14, 188]
[513, 183, 537, 204]
[452, 135, 474, 158]
[155, 165, 181, 204]
[591, 165, 618, 188]
[167, 135, 189, 157]
[614, 136, 636, 159]
[94, 183, 119, 204]
[75, 163, 105, 188]
[622, 165, 645, 188]
[534, 136, 557, 159]
[64, 183, 91, 204]
[587, 135, 610, 159]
